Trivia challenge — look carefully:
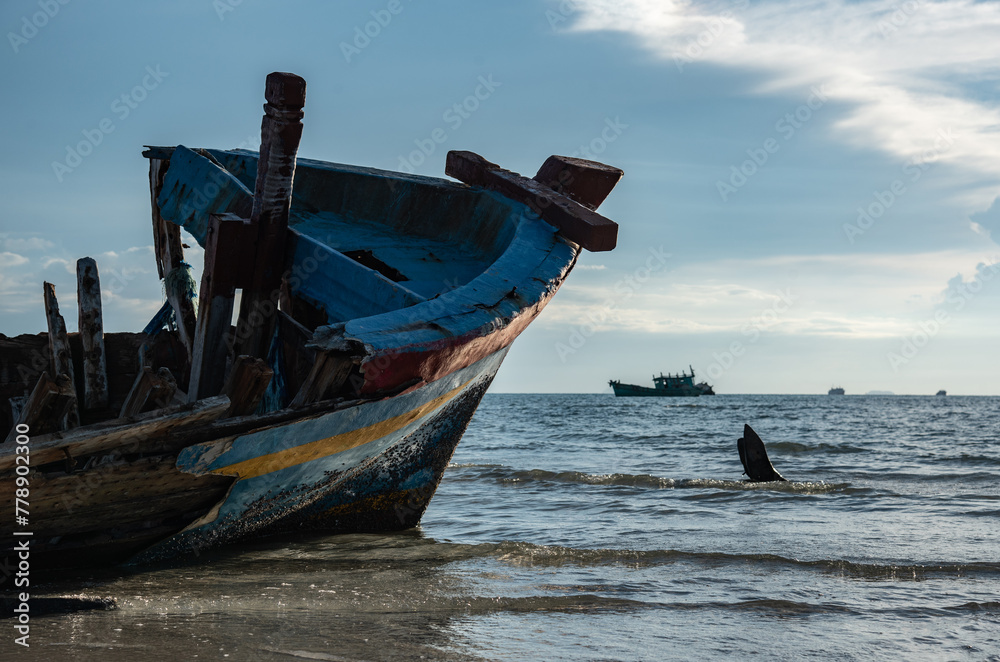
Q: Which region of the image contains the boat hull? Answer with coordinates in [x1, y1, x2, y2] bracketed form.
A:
[609, 381, 701, 397]
[135, 348, 507, 562]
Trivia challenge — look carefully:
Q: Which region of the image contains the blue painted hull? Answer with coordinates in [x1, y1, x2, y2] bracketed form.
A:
[137, 349, 507, 562]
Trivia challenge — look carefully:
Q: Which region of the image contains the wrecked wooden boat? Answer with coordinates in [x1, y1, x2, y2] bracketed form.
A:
[0, 73, 623, 569]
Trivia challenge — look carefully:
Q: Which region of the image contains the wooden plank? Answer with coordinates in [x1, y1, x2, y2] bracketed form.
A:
[532, 155, 623, 210]
[445, 150, 620, 252]
[42, 282, 79, 428]
[234, 72, 307, 360]
[289, 352, 355, 408]
[0, 394, 230, 471]
[76, 257, 109, 411]
[119, 367, 178, 418]
[188, 213, 253, 401]
[149, 158, 197, 357]
[0, 455, 231, 535]
[222, 355, 273, 417]
[3, 372, 76, 442]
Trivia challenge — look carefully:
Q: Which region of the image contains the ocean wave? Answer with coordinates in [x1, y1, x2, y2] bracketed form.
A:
[485, 541, 1000, 580]
[764, 441, 867, 454]
[447, 464, 847, 494]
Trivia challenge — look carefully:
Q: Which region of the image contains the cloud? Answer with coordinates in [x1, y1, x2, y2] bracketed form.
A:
[0, 245, 163, 334]
[542, 248, 995, 337]
[2, 237, 55, 252]
[970, 195, 1000, 238]
[0, 252, 29, 268]
[565, 0, 1000, 202]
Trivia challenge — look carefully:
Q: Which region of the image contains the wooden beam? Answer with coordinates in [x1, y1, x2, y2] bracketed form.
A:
[532, 155, 623, 210]
[0, 394, 230, 471]
[119, 367, 178, 418]
[222, 355, 273, 417]
[149, 158, 197, 357]
[42, 282, 79, 428]
[188, 213, 253, 401]
[234, 72, 307, 360]
[3, 372, 76, 443]
[289, 352, 354, 408]
[445, 151, 621, 252]
[76, 257, 109, 411]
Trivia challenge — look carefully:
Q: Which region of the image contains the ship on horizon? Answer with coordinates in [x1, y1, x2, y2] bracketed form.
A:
[610, 366, 714, 397]
[828, 386, 845, 395]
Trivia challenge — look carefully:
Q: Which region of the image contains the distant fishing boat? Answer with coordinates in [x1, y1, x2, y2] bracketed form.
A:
[0, 73, 624, 570]
[828, 387, 845, 395]
[609, 366, 709, 397]
[936, 390, 947, 396]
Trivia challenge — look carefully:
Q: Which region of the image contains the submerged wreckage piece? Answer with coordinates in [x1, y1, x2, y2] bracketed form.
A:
[737, 424, 786, 482]
[0, 72, 623, 570]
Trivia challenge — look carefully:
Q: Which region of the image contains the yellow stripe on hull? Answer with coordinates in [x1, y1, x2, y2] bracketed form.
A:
[211, 380, 471, 480]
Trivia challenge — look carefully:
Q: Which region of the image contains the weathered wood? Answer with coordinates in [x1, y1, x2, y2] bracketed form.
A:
[0, 455, 225, 514]
[222, 355, 273, 417]
[8, 396, 26, 424]
[188, 213, 253, 401]
[42, 283, 79, 428]
[532, 155, 624, 210]
[0, 332, 179, 432]
[119, 367, 178, 418]
[3, 372, 76, 442]
[150, 158, 197, 357]
[289, 352, 354, 408]
[445, 151, 621, 252]
[76, 257, 109, 411]
[0, 394, 230, 471]
[234, 72, 307, 360]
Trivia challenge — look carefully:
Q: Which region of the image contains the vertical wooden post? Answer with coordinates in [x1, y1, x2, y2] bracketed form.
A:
[76, 257, 109, 411]
[43, 282, 79, 428]
[150, 158, 197, 357]
[188, 213, 252, 401]
[234, 72, 306, 360]
[222, 355, 273, 417]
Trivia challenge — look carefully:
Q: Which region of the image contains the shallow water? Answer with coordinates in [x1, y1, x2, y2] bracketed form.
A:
[9, 394, 1000, 661]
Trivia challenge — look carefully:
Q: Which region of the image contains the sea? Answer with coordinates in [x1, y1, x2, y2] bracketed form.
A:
[10, 394, 1000, 661]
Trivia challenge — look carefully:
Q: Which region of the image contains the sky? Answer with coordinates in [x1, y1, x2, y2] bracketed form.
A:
[0, 0, 998, 394]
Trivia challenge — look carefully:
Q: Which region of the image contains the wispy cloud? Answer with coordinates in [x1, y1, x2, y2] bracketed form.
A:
[543, 249, 995, 337]
[565, 0, 1000, 203]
